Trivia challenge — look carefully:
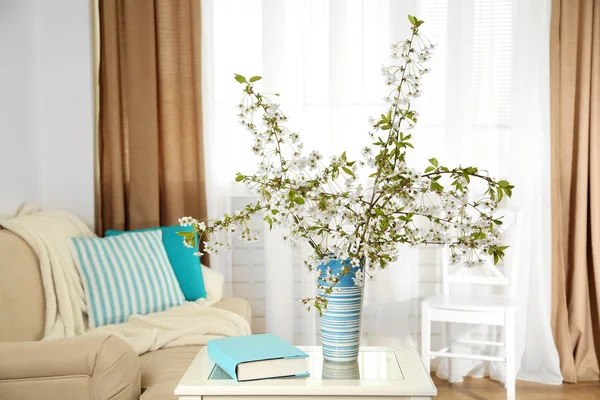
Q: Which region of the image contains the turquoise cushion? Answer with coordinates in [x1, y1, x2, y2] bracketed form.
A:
[105, 226, 207, 301]
[69, 231, 185, 328]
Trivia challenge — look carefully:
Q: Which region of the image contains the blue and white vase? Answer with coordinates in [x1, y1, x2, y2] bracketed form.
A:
[317, 258, 364, 363]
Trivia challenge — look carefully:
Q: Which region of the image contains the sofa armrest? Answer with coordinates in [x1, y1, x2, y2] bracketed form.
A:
[214, 297, 252, 327]
[0, 334, 140, 400]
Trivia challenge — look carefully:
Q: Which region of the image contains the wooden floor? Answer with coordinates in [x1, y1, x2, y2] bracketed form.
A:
[432, 375, 600, 399]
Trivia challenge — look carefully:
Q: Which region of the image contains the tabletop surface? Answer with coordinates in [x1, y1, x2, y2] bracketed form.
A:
[175, 346, 437, 397]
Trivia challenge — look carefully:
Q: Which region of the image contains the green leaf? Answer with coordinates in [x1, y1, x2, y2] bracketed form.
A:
[249, 75, 262, 82]
[424, 166, 435, 173]
[430, 181, 444, 191]
[408, 15, 417, 25]
[415, 20, 424, 28]
[380, 218, 390, 230]
[263, 215, 273, 229]
[504, 187, 513, 197]
[235, 173, 244, 182]
[374, 208, 385, 217]
[178, 230, 196, 248]
[342, 167, 355, 178]
[234, 74, 247, 83]
[498, 180, 510, 188]
[294, 197, 305, 205]
[428, 158, 439, 167]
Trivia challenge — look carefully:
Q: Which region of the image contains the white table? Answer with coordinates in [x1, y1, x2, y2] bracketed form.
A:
[175, 346, 437, 400]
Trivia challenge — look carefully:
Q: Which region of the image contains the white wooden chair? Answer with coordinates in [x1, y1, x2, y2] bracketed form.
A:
[420, 209, 523, 400]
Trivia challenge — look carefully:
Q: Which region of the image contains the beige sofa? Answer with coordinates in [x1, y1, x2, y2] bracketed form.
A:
[0, 229, 252, 400]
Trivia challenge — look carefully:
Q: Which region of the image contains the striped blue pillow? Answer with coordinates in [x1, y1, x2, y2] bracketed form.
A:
[69, 230, 185, 328]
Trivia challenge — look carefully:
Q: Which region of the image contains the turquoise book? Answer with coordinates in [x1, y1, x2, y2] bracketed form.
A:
[207, 334, 310, 382]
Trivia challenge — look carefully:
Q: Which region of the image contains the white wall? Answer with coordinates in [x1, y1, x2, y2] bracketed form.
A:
[0, 0, 95, 225]
[0, 1, 41, 215]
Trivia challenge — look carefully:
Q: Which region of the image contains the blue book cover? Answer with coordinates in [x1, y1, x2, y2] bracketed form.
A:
[207, 334, 310, 382]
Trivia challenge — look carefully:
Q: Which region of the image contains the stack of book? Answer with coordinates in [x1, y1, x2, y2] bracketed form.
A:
[207, 333, 310, 382]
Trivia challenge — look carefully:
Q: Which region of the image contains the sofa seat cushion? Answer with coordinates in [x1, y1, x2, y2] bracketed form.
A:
[139, 346, 201, 390]
[139, 298, 252, 397]
[140, 380, 180, 400]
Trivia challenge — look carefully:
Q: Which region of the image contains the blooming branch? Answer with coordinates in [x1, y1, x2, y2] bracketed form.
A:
[180, 15, 514, 315]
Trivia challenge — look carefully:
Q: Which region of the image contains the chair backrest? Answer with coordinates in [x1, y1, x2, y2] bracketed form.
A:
[441, 208, 524, 298]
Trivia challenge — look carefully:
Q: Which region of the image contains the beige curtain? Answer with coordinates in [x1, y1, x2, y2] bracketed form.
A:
[97, 0, 209, 265]
[550, 0, 599, 383]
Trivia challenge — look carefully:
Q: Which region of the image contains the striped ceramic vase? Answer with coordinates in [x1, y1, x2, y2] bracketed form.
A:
[317, 258, 364, 363]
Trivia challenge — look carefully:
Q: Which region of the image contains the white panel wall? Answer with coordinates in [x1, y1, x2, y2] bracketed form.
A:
[0, 0, 95, 225]
[230, 196, 267, 333]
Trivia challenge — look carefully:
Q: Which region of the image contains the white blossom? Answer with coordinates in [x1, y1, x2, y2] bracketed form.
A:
[352, 270, 364, 287]
[179, 216, 197, 227]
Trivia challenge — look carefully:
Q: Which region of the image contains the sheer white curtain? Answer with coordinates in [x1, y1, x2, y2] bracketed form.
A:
[202, 0, 562, 385]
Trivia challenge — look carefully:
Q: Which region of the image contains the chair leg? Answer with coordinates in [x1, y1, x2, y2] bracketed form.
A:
[444, 322, 454, 383]
[421, 304, 431, 373]
[505, 310, 516, 399]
